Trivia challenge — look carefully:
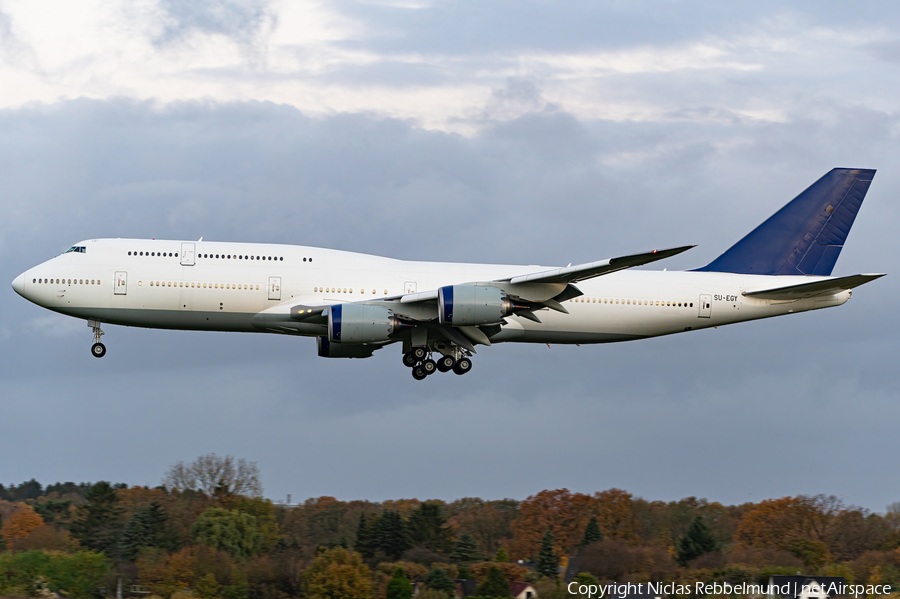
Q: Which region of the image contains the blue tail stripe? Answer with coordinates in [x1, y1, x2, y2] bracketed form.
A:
[696, 168, 875, 276]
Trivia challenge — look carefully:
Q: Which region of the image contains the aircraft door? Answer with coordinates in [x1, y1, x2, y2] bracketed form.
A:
[115, 271, 128, 295]
[404, 281, 417, 294]
[180, 243, 196, 266]
[268, 276, 281, 300]
[698, 294, 711, 318]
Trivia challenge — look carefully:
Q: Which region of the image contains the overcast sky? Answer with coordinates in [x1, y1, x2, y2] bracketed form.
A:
[1, 1, 898, 512]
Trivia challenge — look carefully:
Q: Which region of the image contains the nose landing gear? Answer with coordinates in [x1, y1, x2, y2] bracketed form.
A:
[88, 320, 106, 358]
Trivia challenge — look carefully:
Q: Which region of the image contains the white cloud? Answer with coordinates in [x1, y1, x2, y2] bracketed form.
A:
[0, 1, 896, 134]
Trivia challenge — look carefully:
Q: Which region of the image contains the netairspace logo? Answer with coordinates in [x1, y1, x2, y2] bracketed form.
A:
[566, 581, 894, 598]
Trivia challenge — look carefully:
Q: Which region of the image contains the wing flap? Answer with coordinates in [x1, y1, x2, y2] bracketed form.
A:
[742, 273, 885, 299]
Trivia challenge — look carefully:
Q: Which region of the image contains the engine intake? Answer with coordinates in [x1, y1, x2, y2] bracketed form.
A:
[327, 303, 397, 344]
[438, 285, 512, 326]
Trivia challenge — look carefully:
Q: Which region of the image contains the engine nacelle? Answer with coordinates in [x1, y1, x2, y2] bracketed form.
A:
[327, 303, 397, 344]
[438, 285, 511, 326]
[317, 336, 377, 358]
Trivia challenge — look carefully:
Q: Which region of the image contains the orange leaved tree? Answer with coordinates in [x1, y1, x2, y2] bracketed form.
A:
[1, 506, 44, 551]
[509, 489, 594, 559]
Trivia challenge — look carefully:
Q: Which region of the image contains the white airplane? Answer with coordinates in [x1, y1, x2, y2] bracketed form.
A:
[12, 168, 885, 380]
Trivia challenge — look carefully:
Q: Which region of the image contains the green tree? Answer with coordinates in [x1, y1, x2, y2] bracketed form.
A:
[378, 510, 411, 560]
[536, 530, 559, 579]
[0, 550, 109, 599]
[675, 517, 718, 566]
[120, 502, 176, 561]
[235, 497, 280, 553]
[191, 507, 263, 558]
[355, 512, 378, 559]
[222, 569, 250, 599]
[33, 499, 74, 527]
[408, 502, 454, 554]
[580, 516, 602, 547]
[783, 538, 831, 572]
[424, 567, 457, 594]
[495, 548, 509, 562]
[69, 481, 126, 558]
[302, 546, 372, 599]
[475, 564, 511, 598]
[195, 573, 221, 599]
[573, 572, 600, 595]
[386, 566, 413, 599]
[451, 532, 481, 564]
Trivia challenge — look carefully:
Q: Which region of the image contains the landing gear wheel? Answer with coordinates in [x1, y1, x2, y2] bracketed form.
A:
[437, 355, 455, 372]
[411, 347, 427, 361]
[422, 359, 437, 375]
[412, 365, 428, 380]
[91, 342, 107, 358]
[402, 351, 418, 368]
[453, 357, 472, 375]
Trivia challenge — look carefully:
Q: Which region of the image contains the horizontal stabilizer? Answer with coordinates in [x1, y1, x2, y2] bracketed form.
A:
[506, 245, 695, 285]
[742, 273, 885, 300]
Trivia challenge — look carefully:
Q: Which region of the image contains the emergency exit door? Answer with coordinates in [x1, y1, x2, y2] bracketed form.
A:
[268, 277, 282, 300]
[181, 242, 196, 266]
[698, 294, 711, 318]
[115, 271, 128, 295]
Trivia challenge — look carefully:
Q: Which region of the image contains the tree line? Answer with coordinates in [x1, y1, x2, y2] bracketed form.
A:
[1, 456, 898, 598]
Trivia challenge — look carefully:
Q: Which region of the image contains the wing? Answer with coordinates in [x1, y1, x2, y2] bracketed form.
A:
[501, 245, 695, 285]
[742, 273, 885, 300]
[256, 246, 695, 347]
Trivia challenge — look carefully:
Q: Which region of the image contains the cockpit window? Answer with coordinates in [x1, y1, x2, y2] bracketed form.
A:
[65, 246, 86, 254]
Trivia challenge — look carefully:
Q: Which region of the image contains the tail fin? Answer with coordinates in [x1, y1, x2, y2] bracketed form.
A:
[697, 168, 875, 276]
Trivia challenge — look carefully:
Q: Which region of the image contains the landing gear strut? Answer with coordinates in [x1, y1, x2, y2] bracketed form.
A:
[89, 320, 106, 358]
[403, 345, 473, 380]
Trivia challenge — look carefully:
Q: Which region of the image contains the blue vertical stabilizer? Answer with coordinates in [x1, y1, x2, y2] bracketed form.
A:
[696, 168, 875, 276]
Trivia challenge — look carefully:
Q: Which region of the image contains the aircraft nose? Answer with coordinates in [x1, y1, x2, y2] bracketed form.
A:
[12, 273, 25, 297]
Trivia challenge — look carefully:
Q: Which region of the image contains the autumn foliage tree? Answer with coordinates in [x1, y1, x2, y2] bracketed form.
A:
[1, 506, 44, 551]
[302, 547, 372, 599]
[594, 488, 637, 541]
[510, 489, 594, 559]
[734, 495, 842, 550]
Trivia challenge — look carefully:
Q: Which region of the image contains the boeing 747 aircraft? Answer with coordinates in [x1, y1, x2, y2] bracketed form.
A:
[12, 168, 885, 380]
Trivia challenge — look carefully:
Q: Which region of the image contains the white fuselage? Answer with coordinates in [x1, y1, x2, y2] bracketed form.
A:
[13, 238, 849, 345]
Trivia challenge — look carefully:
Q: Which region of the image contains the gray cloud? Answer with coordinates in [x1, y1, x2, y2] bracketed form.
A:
[154, 0, 276, 58]
[1, 0, 899, 511]
[0, 96, 897, 510]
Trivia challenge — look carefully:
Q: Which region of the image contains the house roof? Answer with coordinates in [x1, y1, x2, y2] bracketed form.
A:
[510, 581, 537, 596]
[454, 579, 535, 598]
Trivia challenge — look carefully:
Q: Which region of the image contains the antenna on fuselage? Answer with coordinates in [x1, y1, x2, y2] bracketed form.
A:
[198, 237, 203, 242]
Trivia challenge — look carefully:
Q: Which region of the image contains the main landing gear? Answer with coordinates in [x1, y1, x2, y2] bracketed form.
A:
[89, 320, 106, 358]
[403, 347, 473, 380]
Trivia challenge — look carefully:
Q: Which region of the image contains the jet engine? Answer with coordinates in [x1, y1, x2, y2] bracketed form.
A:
[327, 303, 397, 344]
[438, 285, 513, 326]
